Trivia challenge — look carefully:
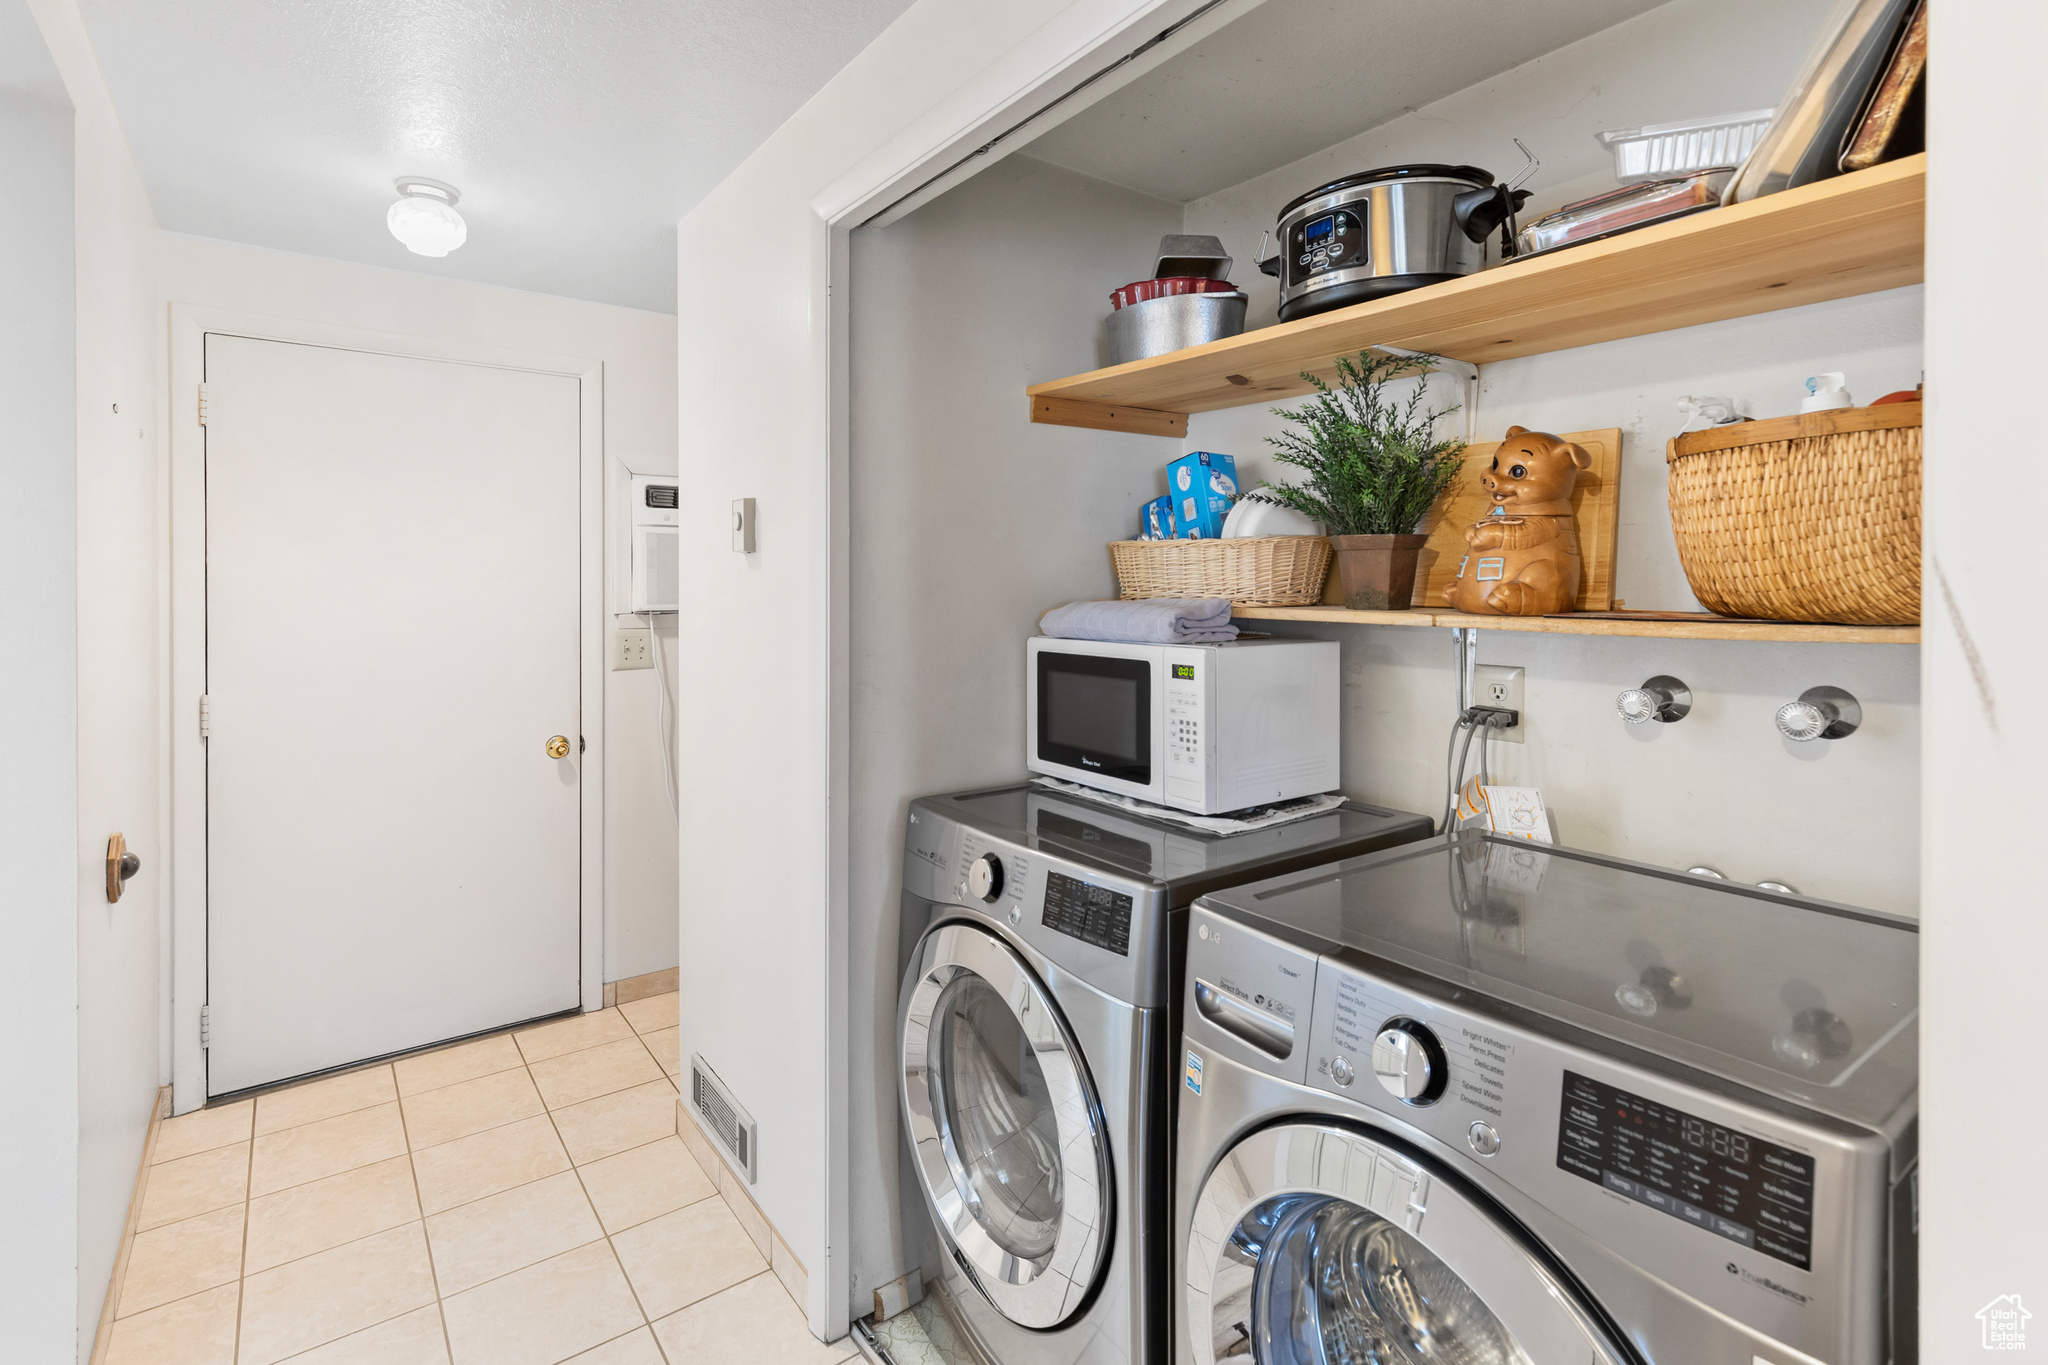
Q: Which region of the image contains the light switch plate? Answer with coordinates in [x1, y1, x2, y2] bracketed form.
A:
[612, 628, 653, 670]
[1474, 664, 1525, 742]
[732, 497, 756, 554]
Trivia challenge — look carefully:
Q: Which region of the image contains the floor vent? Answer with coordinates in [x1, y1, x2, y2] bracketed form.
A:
[690, 1053, 758, 1184]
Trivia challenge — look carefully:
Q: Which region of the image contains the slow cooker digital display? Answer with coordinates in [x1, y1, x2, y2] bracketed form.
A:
[1287, 209, 1362, 287]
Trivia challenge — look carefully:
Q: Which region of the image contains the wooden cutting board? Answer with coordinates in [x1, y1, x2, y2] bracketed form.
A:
[1318, 427, 1623, 610]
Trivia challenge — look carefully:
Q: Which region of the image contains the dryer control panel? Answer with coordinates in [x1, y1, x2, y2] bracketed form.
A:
[1041, 871, 1133, 956]
[904, 802, 1171, 1008]
[1555, 1070, 1816, 1271]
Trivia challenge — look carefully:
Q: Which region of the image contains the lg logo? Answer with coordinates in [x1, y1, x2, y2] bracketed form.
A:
[1727, 1263, 1740, 1275]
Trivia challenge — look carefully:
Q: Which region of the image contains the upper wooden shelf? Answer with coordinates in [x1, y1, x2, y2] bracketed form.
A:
[1029, 155, 1926, 434]
[1233, 604, 1919, 645]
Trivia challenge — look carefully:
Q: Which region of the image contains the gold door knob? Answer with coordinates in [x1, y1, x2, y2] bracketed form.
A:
[546, 735, 571, 759]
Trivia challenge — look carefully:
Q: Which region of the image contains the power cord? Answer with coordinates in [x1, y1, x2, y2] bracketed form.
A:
[1441, 706, 1519, 834]
[1441, 714, 1475, 835]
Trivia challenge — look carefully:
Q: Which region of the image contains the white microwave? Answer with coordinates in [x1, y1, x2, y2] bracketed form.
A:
[1026, 636, 1340, 815]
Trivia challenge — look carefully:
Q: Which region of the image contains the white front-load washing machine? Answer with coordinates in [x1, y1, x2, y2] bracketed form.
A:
[894, 784, 1431, 1365]
[1177, 833, 1917, 1365]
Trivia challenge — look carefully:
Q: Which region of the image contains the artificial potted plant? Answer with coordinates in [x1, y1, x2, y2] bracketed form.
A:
[1243, 350, 1467, 610]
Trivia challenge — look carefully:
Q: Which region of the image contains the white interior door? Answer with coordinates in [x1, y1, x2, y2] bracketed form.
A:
[204, 333, 583, 1095]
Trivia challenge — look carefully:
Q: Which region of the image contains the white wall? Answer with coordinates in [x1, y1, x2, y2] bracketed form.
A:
[1920, 0, 2048, 1346]
[1170, 0, 1921, 912]
[155, 233, 682, 987]
[671, 0, 1210, 1334]
[0, 6, 81, 1355]
[10, 0, 166, 1352]
[847, 153, 1181, 1302]
[608, 453, 680, 986]
[31, 0, 172, 1349]
[1187, 299, 1924, 911]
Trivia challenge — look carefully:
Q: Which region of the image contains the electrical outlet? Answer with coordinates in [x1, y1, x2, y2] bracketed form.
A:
[612, 628, 653, 670]
[1474, 664, 1525, 743]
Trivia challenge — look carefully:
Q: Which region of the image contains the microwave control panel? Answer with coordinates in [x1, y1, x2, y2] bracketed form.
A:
[1165, 662, 1204, 775]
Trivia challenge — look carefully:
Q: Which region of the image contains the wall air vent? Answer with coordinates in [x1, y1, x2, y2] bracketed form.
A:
[690, 1053, 759, 1184]
[644, 483, 679, 509]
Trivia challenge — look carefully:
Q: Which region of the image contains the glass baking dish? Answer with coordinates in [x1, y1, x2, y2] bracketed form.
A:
[1515, 170, 1732, 259]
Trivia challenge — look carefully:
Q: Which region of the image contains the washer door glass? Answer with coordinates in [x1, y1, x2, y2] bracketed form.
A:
[901, 921, 1111, 1329]
[934, 971, 1064, 1260]
[1260, 1199, 1527, 1365]
[1186, 1124, 1629, 1365]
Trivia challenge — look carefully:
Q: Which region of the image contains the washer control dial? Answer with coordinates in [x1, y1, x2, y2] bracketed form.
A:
[967, 853, 1005, 903]
[1371, 1019, 1448, 1105]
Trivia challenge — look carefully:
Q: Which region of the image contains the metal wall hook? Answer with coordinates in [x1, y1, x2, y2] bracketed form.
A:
[1776, 685, 1861, 741]
[1616, 675, 1691, 724]
[1616, 965, 1693, 1017]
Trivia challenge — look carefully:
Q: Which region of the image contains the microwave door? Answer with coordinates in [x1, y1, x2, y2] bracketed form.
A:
[1035, 649, 1153, 791]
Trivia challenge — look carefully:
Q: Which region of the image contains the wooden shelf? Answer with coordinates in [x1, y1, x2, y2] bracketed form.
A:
[1029, 156, 1926, 432]
[1234, 605, 1919, 644]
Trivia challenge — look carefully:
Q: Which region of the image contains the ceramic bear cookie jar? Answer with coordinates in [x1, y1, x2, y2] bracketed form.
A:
[1443, 426, 1593, 616]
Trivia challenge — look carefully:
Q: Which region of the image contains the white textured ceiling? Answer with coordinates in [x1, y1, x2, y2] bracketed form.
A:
[79, 0, 916, 311]
[1026, 0, 1672, 203]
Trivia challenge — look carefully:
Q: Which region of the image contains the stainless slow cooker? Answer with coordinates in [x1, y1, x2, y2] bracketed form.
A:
[1257, 163, 1502, 321]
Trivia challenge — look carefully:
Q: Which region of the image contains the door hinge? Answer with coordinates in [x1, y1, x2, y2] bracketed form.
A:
[199, 1004, 211, 1049]
[199, 694, 212, 739]
[197, 383, 211, 426]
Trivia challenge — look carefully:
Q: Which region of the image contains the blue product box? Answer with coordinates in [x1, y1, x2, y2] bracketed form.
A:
[1140, 495, 1177, 540]
[1167, 451, 1238, 539]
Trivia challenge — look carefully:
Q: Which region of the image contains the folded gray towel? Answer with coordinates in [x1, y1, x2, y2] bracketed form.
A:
[1039, 597, 1238, 644]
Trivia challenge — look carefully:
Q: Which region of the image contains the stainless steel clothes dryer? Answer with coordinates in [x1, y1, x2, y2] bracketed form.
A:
[1177, 833, 1917, 1365]
[896, 784, 1431, 1365]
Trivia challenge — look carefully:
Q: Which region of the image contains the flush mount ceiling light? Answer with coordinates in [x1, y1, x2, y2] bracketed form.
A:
[387, 177, 467, 257]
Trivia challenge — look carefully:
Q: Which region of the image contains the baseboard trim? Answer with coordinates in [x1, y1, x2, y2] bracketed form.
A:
[87, 1085, 173, 1365]
[676, 1098, 809, 1311]
[603, 966, 678, 1009]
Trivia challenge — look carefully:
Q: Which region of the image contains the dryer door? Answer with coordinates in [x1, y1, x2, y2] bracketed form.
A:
[1187, 1123, 1632, 1365]
[901, 920, 1112, 1329]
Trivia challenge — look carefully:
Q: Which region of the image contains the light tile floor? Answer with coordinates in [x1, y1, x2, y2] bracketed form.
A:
[104, 994, 855, 1365]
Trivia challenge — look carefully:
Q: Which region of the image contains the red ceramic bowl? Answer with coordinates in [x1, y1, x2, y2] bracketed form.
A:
[1110, 276, 1239, 310]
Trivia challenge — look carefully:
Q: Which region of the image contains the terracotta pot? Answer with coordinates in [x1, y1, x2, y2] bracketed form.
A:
[1329, 533, 1428, 611]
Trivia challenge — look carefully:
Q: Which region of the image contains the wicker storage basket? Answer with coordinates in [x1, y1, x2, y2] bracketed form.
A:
[1666, 404, 1921, 625]
[1109, 535, 1332, 606]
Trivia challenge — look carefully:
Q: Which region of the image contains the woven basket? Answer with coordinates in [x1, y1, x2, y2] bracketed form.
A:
[1666, 404, 1921, 626]
[1109, 535, 1332, 606]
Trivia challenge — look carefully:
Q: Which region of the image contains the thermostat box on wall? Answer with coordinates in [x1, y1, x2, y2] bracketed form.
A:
[629, 473, 680, 613]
